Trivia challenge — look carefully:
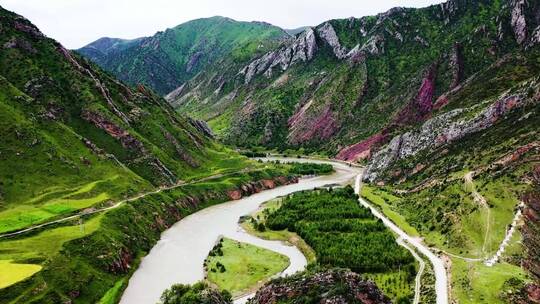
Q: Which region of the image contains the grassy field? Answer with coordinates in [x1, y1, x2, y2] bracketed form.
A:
[204, 238, 289, 297]
[240, 198, 317, 263]
[0, 260, 42, 289]
[451, 258, 530, 303]
[360, 185, 420, 237]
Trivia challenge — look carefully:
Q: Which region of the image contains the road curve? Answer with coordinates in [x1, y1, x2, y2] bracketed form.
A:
[355, 174, 448, 304]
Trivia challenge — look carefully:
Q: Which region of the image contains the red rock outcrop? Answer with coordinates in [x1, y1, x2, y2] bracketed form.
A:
[82, 110, 145, 153]
[288, 103, 338, 145]
[336, 132, 387, 162]
[393, 64, 437, 126]
[226, 176, 298, 201]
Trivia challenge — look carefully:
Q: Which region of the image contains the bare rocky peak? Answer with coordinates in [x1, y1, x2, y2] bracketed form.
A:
[239, 27, 317, 83]
[316, 22, 348, 59]
[511, 0, 529, 44]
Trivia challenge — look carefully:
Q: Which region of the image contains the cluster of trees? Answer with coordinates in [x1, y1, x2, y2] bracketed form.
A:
[287, 162, 334, 176]
[266, 187, 414, 273]
[160, 282, 232, 304]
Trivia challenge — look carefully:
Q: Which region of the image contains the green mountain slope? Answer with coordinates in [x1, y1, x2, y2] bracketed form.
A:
[169, 0, 539, 158]
[0, 7, 256, 235]
[77, 16, 289, 95]
[0, 7, 303, 304]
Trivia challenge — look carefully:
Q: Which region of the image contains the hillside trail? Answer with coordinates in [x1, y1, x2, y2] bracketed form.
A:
[0, 169, 253, 239]
[463, 171, 491, 256]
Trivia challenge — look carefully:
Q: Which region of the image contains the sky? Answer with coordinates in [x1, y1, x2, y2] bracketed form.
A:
[0, 0, 445, 49]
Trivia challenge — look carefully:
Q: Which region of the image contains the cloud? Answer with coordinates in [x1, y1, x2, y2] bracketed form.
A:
[0, 0, 444, 49]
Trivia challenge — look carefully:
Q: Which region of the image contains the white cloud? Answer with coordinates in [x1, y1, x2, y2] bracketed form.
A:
[0, 0, 444, 49]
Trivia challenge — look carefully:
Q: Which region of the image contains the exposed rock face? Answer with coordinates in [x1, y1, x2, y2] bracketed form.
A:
[287, 102, 338, 145]
[364, 82, 539, 182]
[336, 133, 387, 162]
[439, 0, 460, 24]
[226, 176, 298, 200]
[521, 165, 540, 304]
[240, 28, 317, 84]
[317, 22, 348, 59]
[248, 269, 391, 304]
[186, 51, 203, 72]
[164, 83, 186, 102]
[162, 128, 199, 168]
[3, 37, 36, 53]
[522, 165, 540, 281]
[189, 118, 215, 139]
[511, 0, 528, 45]
[360, 34, 385, 55]
[393, 64, 437, 127]
[450, 42, 464, 88]
[82, 110, 145, 153]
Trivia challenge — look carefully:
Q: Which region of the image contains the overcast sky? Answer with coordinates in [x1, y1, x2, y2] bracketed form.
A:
[0, 0, 444, 49]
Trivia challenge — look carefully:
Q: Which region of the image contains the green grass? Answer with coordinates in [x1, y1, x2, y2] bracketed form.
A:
[366, 271, 417, 302]
[0, 214, 103, 261]
[240, 199, 317, 264]
[98, 278, 126, 304]
[0, 187, 110, 234]
[0, 260, 42, 289]
[451, 258, 530, 303]
[361, 185, 420, 237]
[205, 238, 289, 297]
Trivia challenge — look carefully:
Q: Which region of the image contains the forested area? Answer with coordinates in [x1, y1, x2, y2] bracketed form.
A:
[266, 187, 415, 273]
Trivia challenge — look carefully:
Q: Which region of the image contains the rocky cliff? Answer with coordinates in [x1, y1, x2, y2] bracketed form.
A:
[248, 269, 391, 304]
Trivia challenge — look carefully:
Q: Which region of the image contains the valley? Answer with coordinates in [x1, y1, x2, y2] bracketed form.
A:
[1, 0, 539, 303]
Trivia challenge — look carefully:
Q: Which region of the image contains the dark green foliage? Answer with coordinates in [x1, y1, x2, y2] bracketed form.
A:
[266, 187, 414, 273]
[160, 282, 232, 304]
[287, 163, 333, 176]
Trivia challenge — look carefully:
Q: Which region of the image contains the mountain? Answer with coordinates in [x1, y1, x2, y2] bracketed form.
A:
[77, 37, 144, 66]
[77, 16, 289, 95]
[167, 0, 539, 157]
[0, 7, 235, 211]
[0, 6, 300, 304]
[160, 2, 540, 300]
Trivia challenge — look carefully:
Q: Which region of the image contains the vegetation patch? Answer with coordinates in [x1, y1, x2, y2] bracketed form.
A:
[265, 187, 417, 303]
[204, 238, 289, 297]
[451, 258, 530, 304]
[240, 198, 317, 263]
[0, 260, 42, 289]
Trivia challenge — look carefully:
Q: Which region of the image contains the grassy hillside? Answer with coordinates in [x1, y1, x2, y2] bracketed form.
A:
[0, 6, 302, 303]
[77, 17, 289, 95]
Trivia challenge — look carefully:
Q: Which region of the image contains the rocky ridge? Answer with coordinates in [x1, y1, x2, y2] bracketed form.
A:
[364, 76, 540, 182]
[248, 269, 391, 304]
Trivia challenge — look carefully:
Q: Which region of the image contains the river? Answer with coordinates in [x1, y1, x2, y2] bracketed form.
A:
[120, 158, 360, 304]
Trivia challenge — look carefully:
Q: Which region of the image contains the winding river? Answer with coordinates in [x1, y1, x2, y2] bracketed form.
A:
[120, 157, 448, 304]
[120, 158, 360, 304]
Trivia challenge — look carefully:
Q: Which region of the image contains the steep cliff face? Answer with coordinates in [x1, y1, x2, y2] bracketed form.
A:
[164, 0, 540, 156]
